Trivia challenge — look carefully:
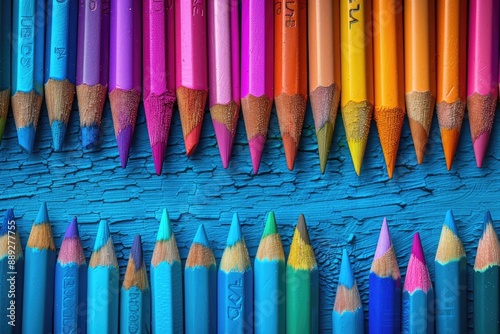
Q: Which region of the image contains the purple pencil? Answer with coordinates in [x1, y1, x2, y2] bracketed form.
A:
[77, 0, 110, 149]
[109, 0, 142, 168]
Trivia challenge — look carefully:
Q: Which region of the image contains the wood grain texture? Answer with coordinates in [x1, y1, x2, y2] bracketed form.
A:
[0, 100, 499, 332]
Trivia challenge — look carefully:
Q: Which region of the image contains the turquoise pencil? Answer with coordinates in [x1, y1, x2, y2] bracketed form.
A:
[88, 220, 119, 334]
[12, 0, 45, 153]
[185, 224, 216, 334]
[218, 213, 253, 333]
[0, 209, 24, 333]
[22, 203, 56, 333]
[435, 210, 467, 334]
[0, 0, 11, 143]
[54, 217, 87, 333]
[255, 211, 285, 334]
[45, 0, 78, 151]
[332, 249, 363, 334]
[151, 209, 183, 333]
[120, 235, 151, 334]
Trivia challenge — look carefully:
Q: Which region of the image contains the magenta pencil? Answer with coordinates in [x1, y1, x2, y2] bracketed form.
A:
[467, 0, 500, 167]
[109, 0, 142, 168]
[175, 0, 208, 156]
[207, 0, 240, 169]
[241, 0, 274, 174]
[143, 0, 175, 175]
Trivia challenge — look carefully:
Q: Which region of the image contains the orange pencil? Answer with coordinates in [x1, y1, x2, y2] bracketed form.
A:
[373, 0, 405, 178]
[404, 0, 437, 164]
[275, 0, 308, 171]
[436, 0, 467, 170]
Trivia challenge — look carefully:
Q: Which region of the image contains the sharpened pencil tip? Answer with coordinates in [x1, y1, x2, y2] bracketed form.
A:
[317, 123, 333, 174]
[473, 132, 490, 168]
[347, 140, 366, 176]
[18, 125, 36, 153]
[64, 217, 79, 238]
[374, 218, 392, 259]
[283, 134, 297, 171]
[185, 124, 202, 157]
[339, 249, 355, 288]
[81, 125, 99, 149]
[483, 211, 493, 233]
[51, 121, 67, 151]
[117, 125, 133, 168]
[441, 128, 460, 170]
[193, 224, 210, 247]
[213, 120, 234, 169]
[35, 203, 50, 225]
[94, 220, 111, 251]
[296, 214, 311, 245]
[156, 209, 172, 241]
[152, 142, 166, 175]
[444, 210, 458, 235]
[262, 211, 277, 238]
[130, 235, 143, 271]
[249, 135, 265, 174]
[227, 213, 242, 246]
[411, 233, 425, 264]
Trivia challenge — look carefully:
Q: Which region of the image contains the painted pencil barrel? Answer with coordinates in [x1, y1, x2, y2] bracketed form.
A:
[185, 265, 217, 334]
[286, 268, 319, 334]
[254, 259, 285, 333]
[218, 270, 253, 333]
[87, 266, 119, 334]
[435, 261, 467, 334]
[22, 248, 56, 333]
[120, 286, 151, 334]
[474, 266, 500, 333]
[332, 308, 364, 334]
[0, 0, 11, 90]
[402, 289, 435, 334]
[151, 261, 183, 333]
[369, 274, 401, 333]
[0, 257, 23, 333]
[54, 263, 87, 333]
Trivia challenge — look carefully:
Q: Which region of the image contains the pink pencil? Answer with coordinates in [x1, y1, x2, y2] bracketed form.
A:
[241, 0, 274, 174]
[143, 0, 176, 175]
[467, 0, 500, 167]
[207, 0, 240, 168]
[175, 0, 208, 156]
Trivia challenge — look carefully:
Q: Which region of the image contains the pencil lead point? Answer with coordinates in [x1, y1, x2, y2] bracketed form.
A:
[64, 217, 79, 239]
[185, 124, 202, 157]
[81, 125, 100, 149]
[262, 211, 277, 238]
[18, 126, 36, 153]
[152, 142, 166, 175]
[444, 210, 458, 235]
[473, 132, 490, 168]
[375, 218, 392, 259]
[130, 235, 143, 271]
[35, 203, 50, 225]
[227, 213, 242, 246]
[339, 249, 355, 288]
[157, 209, 172, 241]
[117, 125, 133, 168]
[249, 135, 265, 174]
[411, 233, 425, 264]
[193, 224, 210, 247]
[317, 123, 333, 174]
[51, 121, 67, 151]
[296, 214, 311, 245]
[213, 121, 234, 169]
[283, 134, 297, 171]
[94, 220, 111, 251]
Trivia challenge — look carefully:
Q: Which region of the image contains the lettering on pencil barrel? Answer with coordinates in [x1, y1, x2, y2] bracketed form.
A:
[349, 1, 360, 28]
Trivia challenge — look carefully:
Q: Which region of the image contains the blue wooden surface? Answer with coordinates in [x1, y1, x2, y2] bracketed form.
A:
[1, 99, 499, 332]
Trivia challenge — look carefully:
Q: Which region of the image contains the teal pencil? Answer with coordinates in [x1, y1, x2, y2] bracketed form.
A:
[22, 203, 56, 333]
[255, 211, 285, 334]
[88, 220, 119, 334]
[0, 0, 11, 143]
[120, 235, 151, 334]
[474, 211, 500, 333]
[435, 210, 467, 334]
[185, 224, 217, 334]
[151, 209, 183, 333]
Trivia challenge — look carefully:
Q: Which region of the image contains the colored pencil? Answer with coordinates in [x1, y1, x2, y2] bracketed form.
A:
[109, 0, 142, 168]
[88, 220, 119, 334]
[143, 0, 176, 175]
[255, 211, 285, 333]
[286, 214, 318, 334]
[274, 0, 308, 171]
[185, 224, 216, 334]
[0, 0, 11, 144]
[436, 0, 467, 170]
[369, 218, 401, 333]
[208, 0, 240, 169]
[54, 217, 87, 333]
[308, 0, 340, 174]
[340, 0, 374, 175]
[22, 203, 56, 333]
[467, 0, 500, 167]
[404, 0, 436, 164]
[241, 0, 274, 174]
[77, 0, 110, 149]
[120, 235, 151, 334]
[0, 209, 24, 333]
[402, 233, 434, 333]
[373, 0, 405, 178]
[45, 0, 78, 151]
[11, 0, 45, 153]
[218, 213, 253, 333]
[474, 211, 500, 333]
[435, 210, 467, 333]
[175, 0, 208, 156]
[151, 209, 183, 333]
[332, 249, 363, 334]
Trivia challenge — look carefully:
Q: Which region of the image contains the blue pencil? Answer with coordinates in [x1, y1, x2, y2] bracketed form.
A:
[88, 220, 119, 334]
[185, 224, 216, 334]
[332, 249, 363, 334]
[22, 203, 56, 333]
[120, 235, 151, 334]
[151, 209, 183, 333]
[218, 213, 253, 333]
[369, 218, 401, 334]
[435, 210, 466, 334]
[254, 211, 285, 334]
[11, 0, 45, 153]
[0, 209, 24, 333]
[45, 0, 78, 151]
[0, 0, 11, 143]
[54, 217, 87, 333]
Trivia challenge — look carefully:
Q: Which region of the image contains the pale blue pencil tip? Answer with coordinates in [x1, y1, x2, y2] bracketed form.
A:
[94, 220, 111, 251]
[51, 121, 67, 151]
[339, 249, 355, 289]
[81, 125, 99, 149]
[483, 211, 493, 233]
[193, 224, 210, 247]
[156, 208, 172, 241]
[226, 213, 242, 247]
[34, 203, 49, 225]
[444, 210, 458, 235]
[18, 125, 36, 153]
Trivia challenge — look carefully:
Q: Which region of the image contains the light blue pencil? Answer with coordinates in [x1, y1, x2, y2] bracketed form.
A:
[22, 203, 56, 334]
[88, 220, 119, 334]
[151, 209, 183, 333]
